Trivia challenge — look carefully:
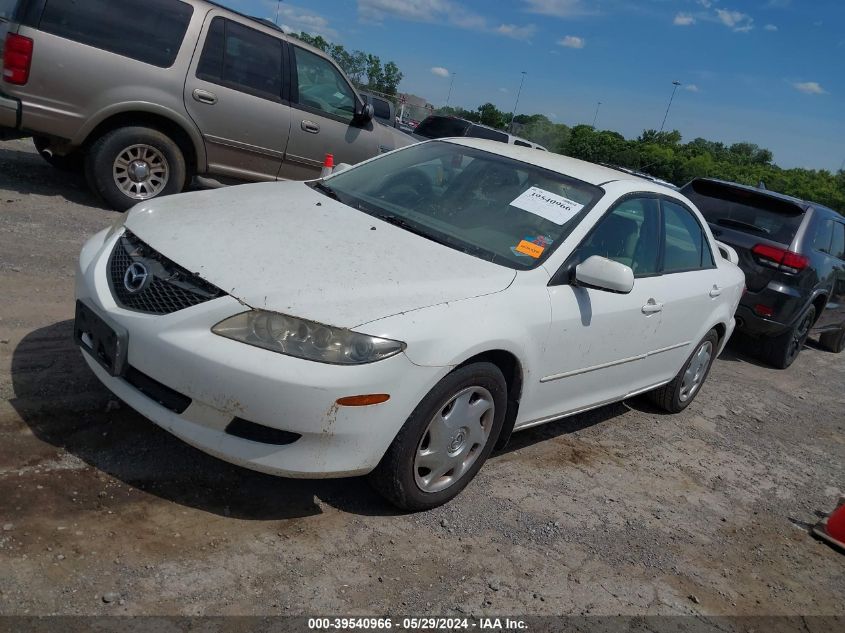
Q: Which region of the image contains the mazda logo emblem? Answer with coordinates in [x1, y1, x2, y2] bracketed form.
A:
[123, 262, 149, 294]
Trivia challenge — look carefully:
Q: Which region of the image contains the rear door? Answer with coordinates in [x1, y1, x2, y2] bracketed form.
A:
[814, 219, 845, 329]
[280, 45, 379, 180]
[184, 12, 292, 181]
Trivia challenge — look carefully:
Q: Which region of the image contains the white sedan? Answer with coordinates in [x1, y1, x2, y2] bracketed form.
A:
[75, 139, 744, 510]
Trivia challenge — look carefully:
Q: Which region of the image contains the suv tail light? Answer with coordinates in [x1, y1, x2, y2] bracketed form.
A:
[751, 243, 809, 274]
[3, 33, 34, 85]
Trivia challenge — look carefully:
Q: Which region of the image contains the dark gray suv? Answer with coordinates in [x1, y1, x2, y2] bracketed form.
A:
[682, 178, 845, 368]
[0, 0, 411, 210]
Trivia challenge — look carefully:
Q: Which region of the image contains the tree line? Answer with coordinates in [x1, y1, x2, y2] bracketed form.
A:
[290, 31, 843, 213]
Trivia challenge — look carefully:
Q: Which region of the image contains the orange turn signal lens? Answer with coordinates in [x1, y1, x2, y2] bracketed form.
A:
[336, 394, 391, 407]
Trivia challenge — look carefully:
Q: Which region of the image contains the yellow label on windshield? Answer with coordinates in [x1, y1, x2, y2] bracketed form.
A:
[515, 240, 545, 258]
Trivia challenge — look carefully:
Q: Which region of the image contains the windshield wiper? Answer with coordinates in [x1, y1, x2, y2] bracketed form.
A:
[309, 180, 340, 201]
[377, 214, 453, 246]
[715, 218, 770, 234]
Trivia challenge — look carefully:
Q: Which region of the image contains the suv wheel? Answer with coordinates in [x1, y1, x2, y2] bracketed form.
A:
[819, 326, 845, 354]
[369, 362, 507, 511]
[648, 329, 719, 413]
[85, 127, 187, 211]
[760, 305, 815, 369]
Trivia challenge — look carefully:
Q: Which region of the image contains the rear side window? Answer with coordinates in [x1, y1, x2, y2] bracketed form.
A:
[662, 200, 715, 272]
[682, 180, 805, 245]
[467, 125, 509, 143]
[37, 0, 193, 68]
[812, 219, 834, 254]
[0, 0, 17, 20]
[197, 17, 284, 102]
[513, 140, 531, 147]
[832, 222, 845, 261]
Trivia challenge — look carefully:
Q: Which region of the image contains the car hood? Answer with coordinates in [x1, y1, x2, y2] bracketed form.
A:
[124, 181, 516, 328]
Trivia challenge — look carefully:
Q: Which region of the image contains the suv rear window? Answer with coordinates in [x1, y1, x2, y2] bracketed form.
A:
[37, 0, 193, 68]
[414, 116, 471, 139]
[682, 180, 805, 245]
[467, 125, 509, 143]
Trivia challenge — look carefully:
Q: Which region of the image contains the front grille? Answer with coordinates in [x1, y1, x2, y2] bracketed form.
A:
[108, 231, 225, 315]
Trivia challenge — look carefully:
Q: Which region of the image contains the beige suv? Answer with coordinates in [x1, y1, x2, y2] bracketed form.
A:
[0, 0, 412, 210]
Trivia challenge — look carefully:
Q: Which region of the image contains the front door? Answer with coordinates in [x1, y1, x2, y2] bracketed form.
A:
[280, 45, 380, 180]
[184, 13, 292, 181]
[525, 197, 668, 426]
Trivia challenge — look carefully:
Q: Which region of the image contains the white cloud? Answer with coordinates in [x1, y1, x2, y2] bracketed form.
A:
[430, 66, 450, 78]
[684, 84, 700, 93]
[558, 35, 585, 49]
[522, 0, 590, 17]
[716, 8, 754, 32]
[764, 24, 778, 31]
[792, 81, 827, 95]
[358, 0, 533, 38]
[674, 13, 695, 26]
[266, 2, 337, 38]
[498, 87, 509, 93]
[698, 0, 713, 8]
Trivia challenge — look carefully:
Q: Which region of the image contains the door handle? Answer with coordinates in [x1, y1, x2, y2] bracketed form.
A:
[192, 89, 218, 105]
[642, 299, 663, 314]
[301, 120, 320, 134]
[709, 285, 722, 298]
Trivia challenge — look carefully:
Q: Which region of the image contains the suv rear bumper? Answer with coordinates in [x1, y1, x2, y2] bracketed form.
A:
[0, 91, 24, 139]
[736, 281, 807, 337]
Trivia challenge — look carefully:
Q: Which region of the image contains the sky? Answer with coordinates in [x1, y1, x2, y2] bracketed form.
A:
[219, 0, 844, 172]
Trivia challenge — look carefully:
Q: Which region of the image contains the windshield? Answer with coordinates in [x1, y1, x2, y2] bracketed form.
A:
[414, 117, 471, 139]
[682, 180, 805, 245]
[315, 141, 603, 269]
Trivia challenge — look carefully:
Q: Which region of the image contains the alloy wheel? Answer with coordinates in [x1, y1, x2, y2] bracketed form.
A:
[113, 144, 170, 200]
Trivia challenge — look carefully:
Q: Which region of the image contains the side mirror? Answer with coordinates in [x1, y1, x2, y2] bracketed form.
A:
[355, 102, 374, 123]
[574, 255, 634, 294]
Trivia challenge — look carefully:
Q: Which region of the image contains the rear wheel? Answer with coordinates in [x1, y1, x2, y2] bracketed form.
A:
[648, 330, 719, 413]
[760, 305, 815, 369]
[85, 126, 187, 211]
[819, 326, 845, 354]
[369, 362, 507, 511]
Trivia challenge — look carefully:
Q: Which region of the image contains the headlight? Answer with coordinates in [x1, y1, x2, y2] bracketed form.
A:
[212, 310, 406, 365]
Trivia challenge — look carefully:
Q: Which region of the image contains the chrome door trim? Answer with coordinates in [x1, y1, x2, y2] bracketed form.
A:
[539, 340, 691, 383]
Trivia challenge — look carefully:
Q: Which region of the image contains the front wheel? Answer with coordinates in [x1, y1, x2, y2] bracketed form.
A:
[369, 362, 507, 511]
[85, 126, 187, 212]
[648, 329, 719, 413]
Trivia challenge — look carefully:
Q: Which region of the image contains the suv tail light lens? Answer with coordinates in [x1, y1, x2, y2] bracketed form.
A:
[3, 33, 34, 85]
[751, 244, 809, 274]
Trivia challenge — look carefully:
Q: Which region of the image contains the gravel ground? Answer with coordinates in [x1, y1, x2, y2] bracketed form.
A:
[1, 138, 843, 617]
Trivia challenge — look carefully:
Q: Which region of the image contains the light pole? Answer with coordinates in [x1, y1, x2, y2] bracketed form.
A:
[659, 80, 682, 133]
[592, 101, 602, 129]
[273, 0, 282, 26]
[508, 71, 527, 132]
[445, 72, 456, 107]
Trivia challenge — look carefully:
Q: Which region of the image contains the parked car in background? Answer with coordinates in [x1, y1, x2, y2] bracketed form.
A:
[75, 138, 743, 510]
[0, 0, 412, 210]
[358, 91, 397, 129]
[413, 115, 547, 150]
[681, 178, 845, 368]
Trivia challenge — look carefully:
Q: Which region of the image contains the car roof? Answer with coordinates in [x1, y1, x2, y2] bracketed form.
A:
[442, 138, 676, 189]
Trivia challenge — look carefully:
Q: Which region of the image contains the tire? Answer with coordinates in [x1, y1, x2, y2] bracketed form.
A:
[33, 137, 82, 172]
[759, 305, 816, 369]
[369, 362, 507, 511]
[85, 126, 187, 212]
[648, 329, 719, 413]
[819, 326, 845, 354]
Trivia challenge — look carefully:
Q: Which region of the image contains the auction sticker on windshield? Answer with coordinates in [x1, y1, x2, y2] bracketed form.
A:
[510, 186, 585, 225]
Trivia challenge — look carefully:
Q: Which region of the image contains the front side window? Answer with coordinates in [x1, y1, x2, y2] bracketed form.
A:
[663, 200, 715, 272]
[293, 47, 355, 120]
[197, 17, 283, 101]
[575, 198, 661, 277]
[38, 0, 193, 68]
[312, 141, 602, 269]
[832, 222, 845, 261]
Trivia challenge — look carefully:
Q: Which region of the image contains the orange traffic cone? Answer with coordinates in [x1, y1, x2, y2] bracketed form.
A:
[320, 153, 334, 178]
[813, 496, 845, 552]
